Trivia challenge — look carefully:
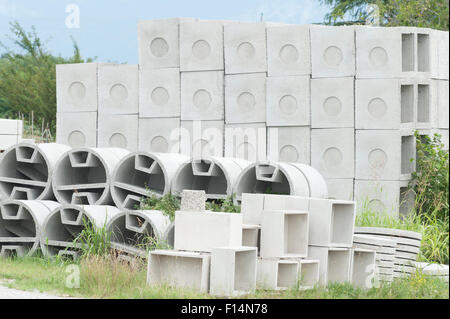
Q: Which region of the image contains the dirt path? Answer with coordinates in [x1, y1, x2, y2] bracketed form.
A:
[0, 280, 74, 299]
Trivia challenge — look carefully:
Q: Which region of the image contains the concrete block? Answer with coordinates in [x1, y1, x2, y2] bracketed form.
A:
[298, 259, 320, 289]
[180, 120, 224, 157]
[263, 194, 309, 212]
[98, 64, 138, 114]
[56, 63, 99, 112]
[0, 135, 20, 151]
[355, 130, 401, 180]
[210, 246, 257, 296]
[308, 246, 352, 286]
[267, 127, 310, 164]
[139, 68, 180, 118]
[310, 25, 355, 78]
[98, 114, 138, 151]
[266, 25, 310, 76]
[311, 77, 354, 128]
[241, 193, 265, 225]
[224, 123, 267, 162]
[147, 250, 210, 293]
[174, 211, 242, 252]
[180, 190, 206, 211]
[260, 210, 309, 258]
[351, 248, 376, 288]
[180, 71, 224, 120]
[434, 30, 449, 79]
[436, 80, 449, 128]
[224, 22, 267, 74]
[266, 76, 310, 127]
[415, 79, 436, 129]
[242, 224, 260, 251]
[138, 118, 180, 153]
[311, 128, 354, 178]
[326, 179, 354, 201]
[180, 20, 224, 71]
[256, 258, 299, 290]
[354, 180, 402, 216]
[0, 119, 22, 135]
[56, 112, 97, 147]
[225, 73, 266, 124]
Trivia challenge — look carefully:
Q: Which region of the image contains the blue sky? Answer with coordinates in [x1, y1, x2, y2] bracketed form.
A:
[0, 0, 331, 63]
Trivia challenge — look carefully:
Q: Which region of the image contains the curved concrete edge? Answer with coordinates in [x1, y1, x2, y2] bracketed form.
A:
[288, 163, 328, 199]
[162, 222, 175, 248]
[354, 226, 422, 241]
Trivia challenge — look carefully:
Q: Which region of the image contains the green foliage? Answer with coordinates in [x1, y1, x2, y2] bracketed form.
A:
[0, 21, 94, 133]
[72, 215, 112, 258]
[321, 0, 449, 30]
[206, 195, 241, 213]
[139, 193, 181, 222]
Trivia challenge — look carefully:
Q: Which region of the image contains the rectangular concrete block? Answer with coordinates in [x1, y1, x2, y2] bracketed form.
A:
[180, 120, 224, 157]
[56, 112, 97, 148]
[351, 248, 377, 288]
[415, 79, 436, 129]
[174, 211, 242, 252]
[298, 259, 320, 289]
[326, 179, 354, 201]
[210, 246, 257, 296]
[263, 194, 309, 212]
[241, 193, 265, 225]
[180, 190, 206, 211]
[260, 210, 309, 258]
[311, 128, 354, 178]
[266, 76, 310, 127]
[434, 30, 449, 79]
[0, 135, 20, 151]
[242, 224, 260, 251]
[436, 80, 449, 128]
[267, 127, 310, 164]
[224, 123, 267, 162]
[181, 71, 224, 120]
[266, 25, 310, 76]
[97, 114, 138, 151]
[225, 73, 266, 124]
[56, 63, 99, 112]
[310, 25, 355, 78]
[139, 68, 180, 118]
[147, 250, 210, 293]
[0, 119, 22, 135]
[311, 77, 354, 128]
[98, 64, 139, 114]
[138, 117, 180, 153]
[224, 22, 267, 74]
[180, 20, 224, 71]
[257, 258, 299, 290]
[354, 180, 403, 217]
[308, 246, 352, 286]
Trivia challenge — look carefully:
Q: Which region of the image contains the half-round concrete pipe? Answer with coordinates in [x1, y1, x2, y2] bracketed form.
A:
[171, 156, 251, 200]
[0, 143, 71, 200]
[233, 162, 328, 203]
[0, 200, 60, 257]
[40, 204, 121, 258]
[106, 210, 171, 257]
[111, 152, 188, 210]
[52, 147, 130, 205]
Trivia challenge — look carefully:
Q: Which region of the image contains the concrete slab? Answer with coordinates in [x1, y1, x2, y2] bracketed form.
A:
[138, 118, 180, 153]
[415, 262, 449, 276]
[56, 112, 97, 148]
[326, 179, 354, 201]
[354, 180, 401, 217]
[308, 246, 352, 286]
[436, 80, 449, 128]
[354, 226, 422, 241]
[0, 119, 22, 135]
[180, 190, 206, 211]
[97, 114, 138, 151]
[241, 193, 265, 225]
[180, 120, 224, 157]
[267, 127, 310, 164]
[224, 123, 267, 162]
[353, 234, 396, 247]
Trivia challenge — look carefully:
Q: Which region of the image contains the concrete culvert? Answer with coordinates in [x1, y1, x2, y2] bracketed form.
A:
[0, 143, 71, 200]
[40, 205, 121, 257]
[52, 148, 130, 205]
[171, 156, 251, 200]
[106, 210, 171, 257]
[111, 152, 188, 210]
[233, 162, 328, 203]
[0, 200, 60, 257]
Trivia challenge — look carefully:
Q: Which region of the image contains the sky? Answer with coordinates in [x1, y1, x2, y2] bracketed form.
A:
[0, 0, 331, 64]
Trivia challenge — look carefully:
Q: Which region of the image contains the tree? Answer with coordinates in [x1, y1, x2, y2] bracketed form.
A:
[0, 21, 94, 132]
[321, 0, 449, 30]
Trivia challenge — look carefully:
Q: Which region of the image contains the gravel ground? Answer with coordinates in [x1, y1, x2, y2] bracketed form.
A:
[0, 280, 73, 299]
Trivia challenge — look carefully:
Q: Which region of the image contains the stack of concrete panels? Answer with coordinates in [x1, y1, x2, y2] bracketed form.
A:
[415, 262, 449, 282]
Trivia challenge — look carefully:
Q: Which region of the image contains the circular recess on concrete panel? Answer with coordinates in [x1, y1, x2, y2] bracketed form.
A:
[279, 44, 299, 64]
[192, 40, 211, 60]
[237, 42, 255, 60]
[151, 136, 169, 153]
[109, 133, 128, 149]
[323, 147, 343, 169]
[193, 89, 212, 110]
[237, 92, 256, 112]
[278, 95, 298, 116]
[368, 97, 387, 118]
[280, 145, 299, 162]
[150, 37, 169, 57]
[323, 46, 343, 67]
[323, 96, 342, 116]
[68, 131, 86, 148]
[68, 81, 86, 101]
[368, 148, 388, 169]
[369, 47, 388, 67]
[151, 87, 170, 106]
[109, 83, 128, 102]
[237, 142, 256, 161]
[368, 199, 386, 213]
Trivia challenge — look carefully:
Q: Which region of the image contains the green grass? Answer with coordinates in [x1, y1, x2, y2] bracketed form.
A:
[0, 255, 447, 299]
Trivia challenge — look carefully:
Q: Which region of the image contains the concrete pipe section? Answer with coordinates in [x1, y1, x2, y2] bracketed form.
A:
[0, 143, 71, 200]
[106, 210, 171, 257]
[52, 148, 130, 205]
[0, 200, 60, 257]
[233, 162, 328, 203]
[171, 156, 251, 200]
[111, 152, 188, 210]
[162, 222, 175, 248]
[40, 205, 121, 257]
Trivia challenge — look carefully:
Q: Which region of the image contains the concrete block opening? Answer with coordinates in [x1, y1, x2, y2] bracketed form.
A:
[299, 260, 320, 288]
[277, 261, 299, 289]
[401, 136, 415, 175]
[352, 249, 376, 288]
[331, 203, 355, 246]
[417, 84, 430, 123]
[235, 250, 257, 292]
[399, 186, 415, 217]
[401, 85, 414, 123]
[327, 249, 351, 283]
[417, 33, 430, 72]
[401, 33, 414, 72]
[285, 213, 308, 256]
[242, 225, 260, 251]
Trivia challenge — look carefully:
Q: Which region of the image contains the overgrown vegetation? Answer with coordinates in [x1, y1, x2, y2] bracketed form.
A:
[206, 195, 241, 213]
[72, 216, 112, 258]
[139, 193, 181, 221]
